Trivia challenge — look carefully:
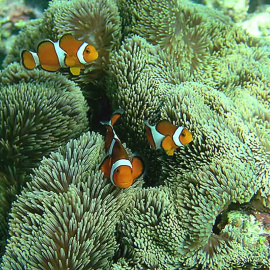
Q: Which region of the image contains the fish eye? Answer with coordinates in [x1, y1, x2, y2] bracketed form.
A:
[85, 49, 90, 54]
[116, 168, 120, 173]
[181, 131, 186, 137]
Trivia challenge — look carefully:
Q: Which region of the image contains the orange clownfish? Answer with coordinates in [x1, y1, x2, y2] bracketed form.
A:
[21, 34, 98, 76]
[144, 120, 193, 156]
[100, 109, 144, 188]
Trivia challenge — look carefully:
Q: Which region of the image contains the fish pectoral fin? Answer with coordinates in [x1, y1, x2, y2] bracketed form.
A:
[131, 156, 144, 179]
[70, 66, 81, 76]
[100, 155, 111, 178]
[165, 148, 175, 156]
[65, 55, 76, 66]
[161, 136, 176, 155]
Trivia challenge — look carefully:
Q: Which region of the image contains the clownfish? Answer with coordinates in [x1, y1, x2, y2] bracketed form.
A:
[144, 120, 193, 156]
[21, 34, 98, 76]
[100, 109, 144, 188]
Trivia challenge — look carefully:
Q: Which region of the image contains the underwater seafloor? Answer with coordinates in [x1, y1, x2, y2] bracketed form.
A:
[0, 0, 270, 269]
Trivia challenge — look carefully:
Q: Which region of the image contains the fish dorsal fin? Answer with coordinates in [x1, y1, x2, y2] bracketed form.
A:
[161, 135, 176, 156]
[112, 140, 129, 161]
[104, 126, 114, 153]
[100, 155, 111, 179]
[59, 34, 82, 55]
[156, 120, 177, 136]
[111, 108, 124, 126]
[131, 156, 144, 180]
[37, 40, 60, 71]
[69, 66, 81, 76]
[110, 114, 121, 127]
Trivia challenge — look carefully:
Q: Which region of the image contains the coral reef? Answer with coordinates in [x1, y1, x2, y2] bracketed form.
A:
[24, 0, 49, 10]
[196, 0, 270, 40]
[240, 8, 270, 38]
[197, 0, 250, 22]
[0, 0, 270, 269]
[0, 0, 43, 68]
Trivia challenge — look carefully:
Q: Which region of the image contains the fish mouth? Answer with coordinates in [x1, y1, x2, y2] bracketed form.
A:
[121, 180, 132, 185]
[120, 179, 133, 188]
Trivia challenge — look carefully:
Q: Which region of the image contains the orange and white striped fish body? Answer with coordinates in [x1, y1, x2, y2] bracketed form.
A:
[100, 109, 144, 188]
[21, 39, 67, 72]
[144, 120, 193, 156]
[21, 34, 98, 76]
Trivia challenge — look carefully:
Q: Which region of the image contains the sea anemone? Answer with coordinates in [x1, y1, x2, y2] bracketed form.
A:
[1, 132, 139, 269]
[0, 63, 89, 256]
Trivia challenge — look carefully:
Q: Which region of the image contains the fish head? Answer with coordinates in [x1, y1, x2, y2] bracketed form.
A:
[179, 128, 193, 145]
[113, 165, 133, 188]
[83, 45, 98, 63]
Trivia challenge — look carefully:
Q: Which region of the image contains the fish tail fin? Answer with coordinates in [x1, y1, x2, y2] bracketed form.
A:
[21, 50, 39, 70]
[100, 108, 123, 147]
[100, 120, 118, 151]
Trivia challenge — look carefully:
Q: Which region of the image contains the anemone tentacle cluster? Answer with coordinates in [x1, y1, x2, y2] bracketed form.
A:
[1, 0, 270, 269]
[1, 132, 142, 269]
[106, 33, 270, 269]
[0, 63, 89, 256]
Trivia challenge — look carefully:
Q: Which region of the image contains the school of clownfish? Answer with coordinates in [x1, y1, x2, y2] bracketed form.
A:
[100, 109, 193, 188]
[21, 34, 193, 189]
